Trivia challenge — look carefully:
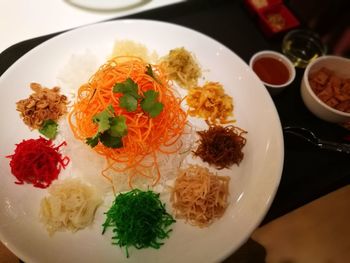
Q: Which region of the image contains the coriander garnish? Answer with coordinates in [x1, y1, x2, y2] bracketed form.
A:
[86, 105, 127, 148]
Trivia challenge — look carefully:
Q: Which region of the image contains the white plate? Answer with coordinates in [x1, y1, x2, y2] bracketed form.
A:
[67, 0, 148, 10]
[0, 20, 283, 263]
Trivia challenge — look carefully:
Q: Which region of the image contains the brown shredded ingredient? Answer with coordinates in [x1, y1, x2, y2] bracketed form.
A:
[186, 82, 234, 124]
[171, 165, 230, 227]
[193, 125, 247, 169]
[16, 83, 68, 129]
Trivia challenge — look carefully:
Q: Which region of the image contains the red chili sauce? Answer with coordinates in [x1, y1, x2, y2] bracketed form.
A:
[252, 57, 290, 85]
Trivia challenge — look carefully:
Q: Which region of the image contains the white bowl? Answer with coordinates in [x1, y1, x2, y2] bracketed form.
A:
[249, 50, 296, 95]
[301, 55, 350, 123]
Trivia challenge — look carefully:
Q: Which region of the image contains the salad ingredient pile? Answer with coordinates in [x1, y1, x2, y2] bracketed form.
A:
[68, 57, 187, 188]
[40, 178, 102, 235]
[102, 189, 175, 257]
[186, 82, 234, 124]
[6, 137, 69, 188]
[193, 125, 247, 169]
[16, 82, 68, 138]
[171, 165, 230, 227]
[160, 47, 201, 89]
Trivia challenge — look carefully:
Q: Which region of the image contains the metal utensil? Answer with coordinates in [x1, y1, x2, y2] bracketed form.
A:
[283, 126, 350, 154]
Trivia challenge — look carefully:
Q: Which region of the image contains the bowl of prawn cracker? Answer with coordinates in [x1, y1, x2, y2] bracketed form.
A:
[301, 55, 350, 125]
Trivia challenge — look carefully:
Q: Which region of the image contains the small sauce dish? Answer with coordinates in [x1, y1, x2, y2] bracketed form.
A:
[249, 50, 296, 95]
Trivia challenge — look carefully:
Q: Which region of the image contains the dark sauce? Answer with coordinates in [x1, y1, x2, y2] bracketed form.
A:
[253, 57, 290, 85]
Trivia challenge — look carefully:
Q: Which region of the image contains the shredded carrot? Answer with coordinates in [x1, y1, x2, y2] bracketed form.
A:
[68, 57, 187, 188]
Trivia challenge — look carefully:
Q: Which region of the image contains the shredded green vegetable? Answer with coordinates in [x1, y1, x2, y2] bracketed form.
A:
[102, 189, 175, 257]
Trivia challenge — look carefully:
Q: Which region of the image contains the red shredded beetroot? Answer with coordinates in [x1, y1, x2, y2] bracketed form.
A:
[6, 137, 70, 188]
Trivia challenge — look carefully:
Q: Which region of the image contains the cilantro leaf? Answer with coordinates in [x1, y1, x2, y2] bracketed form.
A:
[39, 119, 58, 139]
[86, 135, 100, 147]
[99, 133, 123, 148]
[86, 105, 128, 149]
[141, 90, 164, 117]
[142, 90, 158, 106]
[119, 94, 138, 112]
[109, 116, 128, 137]
[113, 78, 140, 99]
[92, 105, 115, 133]
[148, 102, 164, 118]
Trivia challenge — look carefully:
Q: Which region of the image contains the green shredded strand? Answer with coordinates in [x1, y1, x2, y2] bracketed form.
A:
[102, 189, 175, 258]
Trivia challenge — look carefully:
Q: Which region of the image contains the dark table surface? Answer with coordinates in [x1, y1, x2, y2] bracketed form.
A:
[1, 0, 349, 261]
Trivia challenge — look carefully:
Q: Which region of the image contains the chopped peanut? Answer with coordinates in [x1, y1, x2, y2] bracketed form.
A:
[16, 83, 68, 129]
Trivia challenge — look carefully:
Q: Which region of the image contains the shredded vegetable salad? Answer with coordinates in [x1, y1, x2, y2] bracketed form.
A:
[68, 57, 187, 188]
[6, 42, 250, 259]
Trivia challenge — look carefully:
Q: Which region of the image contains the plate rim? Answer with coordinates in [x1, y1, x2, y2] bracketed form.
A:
[66, 0, 149, 11]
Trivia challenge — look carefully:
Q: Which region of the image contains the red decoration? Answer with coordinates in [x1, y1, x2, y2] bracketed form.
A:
[7, 137, 70, 188]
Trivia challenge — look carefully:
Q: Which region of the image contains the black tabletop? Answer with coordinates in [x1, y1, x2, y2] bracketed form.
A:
[1, 0, 349, 258]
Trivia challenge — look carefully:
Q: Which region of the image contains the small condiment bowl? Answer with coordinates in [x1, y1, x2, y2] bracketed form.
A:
[249, 50, 296, 95]
[301, 55, 350, 123]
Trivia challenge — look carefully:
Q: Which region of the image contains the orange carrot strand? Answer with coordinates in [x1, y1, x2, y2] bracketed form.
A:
[68, 56, 187, 189]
